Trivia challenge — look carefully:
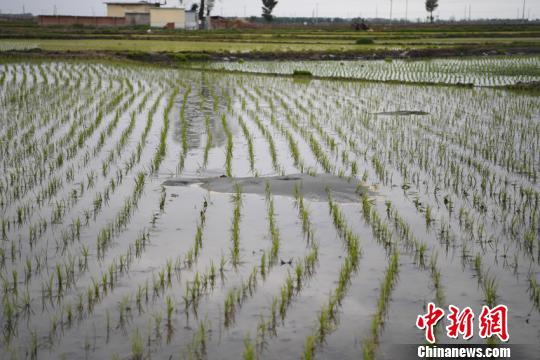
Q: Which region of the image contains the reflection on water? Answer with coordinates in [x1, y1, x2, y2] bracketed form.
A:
[172, 73, 232, 150]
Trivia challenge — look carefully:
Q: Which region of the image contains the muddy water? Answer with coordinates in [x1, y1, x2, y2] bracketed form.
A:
[164, 174, 371, 203]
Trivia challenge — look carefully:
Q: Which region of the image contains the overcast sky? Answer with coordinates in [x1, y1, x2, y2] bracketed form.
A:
[1, 0, 538, 20]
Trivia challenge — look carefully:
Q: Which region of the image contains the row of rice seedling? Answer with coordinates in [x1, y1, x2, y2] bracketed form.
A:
[230, 186, 320, 357]
[0, 78, 106, 206]
[177, 85, 192, 173]
[0, 73, 88, 166]
[229, 184, 243, 266]
[279, 79, 537, 276]
[235, 74, 528, 308]
[221, 114, 234, 178]
[151, 88, 179, 173]
[296, 81, 520, 268]
[1, 89, 154, 273]
[0, 64, 181, 354]
[1, 84, 132, 213]
[202, 56, 540, 86]
[1, 60, 538, 359]
[9, 89, 140, 227]
[172, 181, 321, 358]
[301, 191, 361, 360]
[255, 76, 536, 351]
[0, 94, 146, 288]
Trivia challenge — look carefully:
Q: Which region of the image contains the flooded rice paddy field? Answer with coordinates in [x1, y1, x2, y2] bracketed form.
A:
[0, 61, 539, 359]
[200, 56, 540, 86]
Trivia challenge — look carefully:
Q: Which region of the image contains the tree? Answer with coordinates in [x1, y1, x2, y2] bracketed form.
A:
[198, 0, 205, 24]
[262, 0, 278, 21]
[425, 0, 439, 23]
[198, 0, 215, 28]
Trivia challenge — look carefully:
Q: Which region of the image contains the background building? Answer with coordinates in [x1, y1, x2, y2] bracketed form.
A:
[105, 1, 161, 18]
[149, 7, 185, 29]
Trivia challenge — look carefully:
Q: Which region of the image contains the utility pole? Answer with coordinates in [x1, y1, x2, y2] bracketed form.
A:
[405, 0, 408, 21]
[468, 5, 471, 21]
[389, 0, 393, 22]
[53, 5, 57, 16]
[522, 0, 526, 20]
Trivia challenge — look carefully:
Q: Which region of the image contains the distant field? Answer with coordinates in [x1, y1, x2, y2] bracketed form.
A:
[0, 22, 539, 55]
[0, 38, 538, 55]
[198, 56, 540, 86]
[0, 38, 413, 53]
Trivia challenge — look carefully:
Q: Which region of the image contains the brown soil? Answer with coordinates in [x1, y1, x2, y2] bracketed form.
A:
[2, 44, 539, 64]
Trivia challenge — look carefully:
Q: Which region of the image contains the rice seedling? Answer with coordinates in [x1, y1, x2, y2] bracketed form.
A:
[224, 288, 237, 327]
[222, 113, 234, 177]
[363, 250, 399, 360]
[237, 115, 255, 173]
[249, 111, 280, 173]
[203, 114, 213, 168]
[131, 329, 144, 360]
[267, 198, 280, 263]
[482, 274, 499, 308]
[2, 59, 539, 360]
[230, 184, 243, 266]
[165, 295, 174, 326]
[151, 88, 179, 173]
[243, 335, 256, 360]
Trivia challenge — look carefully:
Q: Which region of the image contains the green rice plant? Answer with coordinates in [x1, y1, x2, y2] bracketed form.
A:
[237, 115, 255, 173]
[293, 70, 313, 77]
[264, 183, 281, 263]
[363, 250, 399, 360]
[30, 330, 38, 360]
[270, 297, 278, 335]
[224, 288, 236, 327]
[252, 113, 280, 173]
[425, 205, 433, 226]
[185, 318, 209, 359]
[528, 273, 540, 310]
[166, 295, 174, 326]
[153, 312, 163, 339]
[295, 262, 303, 290]
[482, 274, 498, 308]
[151, 88, 179, 173]
[279, 284, 288, 320]
[243, 335, 256, 360]
[131, 329, 144, 360]
[429, 252, 444, 306]
[203, 114, 213, 168]
[230, 184, 243, 266]
[303, 334, 316, 360]
[473, 253, 482, 279]
[317, 306, 331, 343]
[260, 252, 267, 279]
[221, 113, 234, 177]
